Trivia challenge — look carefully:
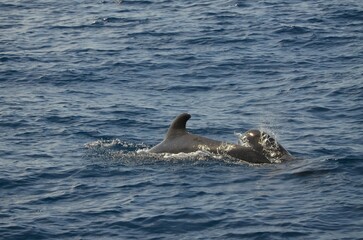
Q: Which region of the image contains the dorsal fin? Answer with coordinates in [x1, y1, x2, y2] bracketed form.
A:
[165, 113, 191, 138]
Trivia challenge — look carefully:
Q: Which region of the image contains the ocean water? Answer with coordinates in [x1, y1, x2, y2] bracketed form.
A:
[1, 0, 362, 239]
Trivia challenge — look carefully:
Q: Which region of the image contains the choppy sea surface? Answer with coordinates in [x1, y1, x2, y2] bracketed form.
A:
[1, 0, 362, 239]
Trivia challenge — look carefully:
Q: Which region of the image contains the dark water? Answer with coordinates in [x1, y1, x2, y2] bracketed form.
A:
[1, 0, 363, 239]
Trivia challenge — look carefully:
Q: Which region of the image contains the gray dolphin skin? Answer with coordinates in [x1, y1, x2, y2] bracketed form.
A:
[149, 113, 293, 164]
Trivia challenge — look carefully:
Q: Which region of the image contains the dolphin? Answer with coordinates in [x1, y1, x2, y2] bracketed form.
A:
[149, 113, 293, 164]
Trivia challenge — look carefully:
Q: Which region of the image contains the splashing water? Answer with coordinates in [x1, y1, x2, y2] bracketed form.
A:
[235, 130, 287, 163]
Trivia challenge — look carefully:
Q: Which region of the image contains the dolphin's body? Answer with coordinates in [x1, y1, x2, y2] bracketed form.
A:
[149, 113, 293, 164]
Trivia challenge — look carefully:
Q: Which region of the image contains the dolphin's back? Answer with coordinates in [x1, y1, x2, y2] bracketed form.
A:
[149, 113, 289, 164]
[150, 133, 221, 154]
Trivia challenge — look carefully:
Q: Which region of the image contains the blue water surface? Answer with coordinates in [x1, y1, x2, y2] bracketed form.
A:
[1, 0, 362, 239]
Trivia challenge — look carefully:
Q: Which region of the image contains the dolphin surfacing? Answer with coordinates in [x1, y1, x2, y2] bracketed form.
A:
[149, 113, 293, 164]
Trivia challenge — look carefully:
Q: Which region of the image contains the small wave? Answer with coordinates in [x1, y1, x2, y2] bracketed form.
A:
[274, 25, 310, 35]
[280, 156, 362, 180]
[329, 9, 363, 21]
[291, 167, 338, 178]
[306, 106, 331, 113]
[166, 85, 213, 93]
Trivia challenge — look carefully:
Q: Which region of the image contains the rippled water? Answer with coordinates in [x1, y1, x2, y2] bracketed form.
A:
[1, 0, 362, 239]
